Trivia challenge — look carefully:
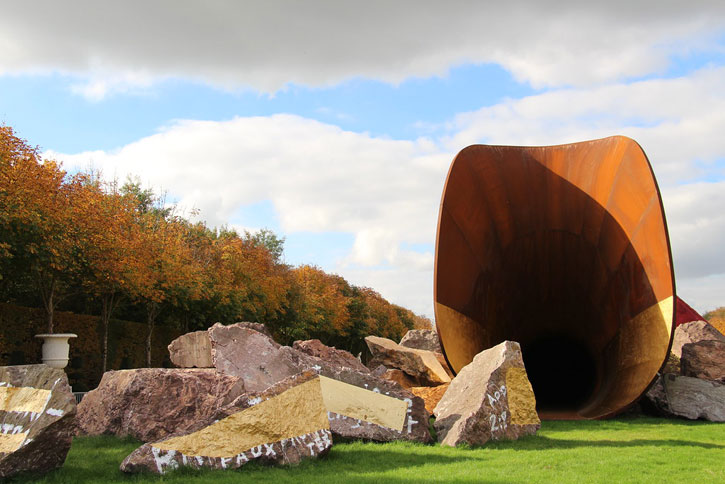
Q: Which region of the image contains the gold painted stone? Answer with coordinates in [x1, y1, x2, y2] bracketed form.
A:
[319, 376, 407, 431]
[411, 384, 449, 414]
[203, 324, 431, 443]
[434, 341, 540, 446]
[121, 371, 332, 474]
[314, 365, 431, 443]
[505, 368, 539, 426]
[0, 365, 76, 479]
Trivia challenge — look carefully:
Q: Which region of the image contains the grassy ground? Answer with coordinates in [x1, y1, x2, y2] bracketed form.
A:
[8, 417, 724, 483]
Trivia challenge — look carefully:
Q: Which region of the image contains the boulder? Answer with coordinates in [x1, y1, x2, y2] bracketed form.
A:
[320, 369, 431, 443]
[210, 323, 300, 393]
[434, 341, 540, 446]
[365, 336, 451, 386]
[76, 368, 245, 442]
[670, 320, 725, 358]
[0, 365, 76, 479]
[292, 339, 369, 373]
[399, 329, 442, 353]
[435, 352, 455, 379]
[642, 374, 673, 418]
[371, 365, 388, 377]
[207, 324, 430, 443]
[411, 384, 449, 414]
[168, 330, 213, 368]
[283, 348, 432, 443]
[381, 369, 418, 389]
[120, 371, 332, 474]
[681, 340, 725, 383]
[234, 321, 273, 338]
[644, 374, 725, 421]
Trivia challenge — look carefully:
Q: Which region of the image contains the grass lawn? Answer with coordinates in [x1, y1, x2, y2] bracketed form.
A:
[9, 417, 724, 483]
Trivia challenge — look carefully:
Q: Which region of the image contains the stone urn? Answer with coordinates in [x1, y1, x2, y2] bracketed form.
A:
[35, 333, 77, 369]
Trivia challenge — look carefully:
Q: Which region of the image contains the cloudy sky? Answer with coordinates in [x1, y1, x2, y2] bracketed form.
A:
[1, 1, 724, 317]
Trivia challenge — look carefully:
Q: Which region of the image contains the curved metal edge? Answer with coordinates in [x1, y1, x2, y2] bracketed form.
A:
[434, 145, 482, 377]
[595, 135, 677, 420]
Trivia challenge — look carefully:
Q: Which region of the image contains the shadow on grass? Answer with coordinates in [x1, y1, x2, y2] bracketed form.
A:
[162, 446, 510, 484]
[479, 434, 724, 451]
[538, 416, 722, 433]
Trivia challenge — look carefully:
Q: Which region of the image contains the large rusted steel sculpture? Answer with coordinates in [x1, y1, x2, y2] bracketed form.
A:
[434, 136, 675, 419]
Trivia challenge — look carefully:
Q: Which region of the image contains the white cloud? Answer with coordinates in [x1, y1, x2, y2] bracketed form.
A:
[1, 1, 723, 98]
[48, 65, 725, 317]
[662, 181, 725, 280]
[49, 113, 449, 269]
[676, 273, 725, 315]
[446, 67, 725, 185]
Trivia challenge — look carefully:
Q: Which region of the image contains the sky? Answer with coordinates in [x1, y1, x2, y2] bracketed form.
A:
[1, 1, 724, 318]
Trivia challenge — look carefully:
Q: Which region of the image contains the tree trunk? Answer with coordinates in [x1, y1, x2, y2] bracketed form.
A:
[101, 293, 119, 373]
[41, 277, 56, 333]
[47, 296, 54, 333]
[146, 302, 159, 367]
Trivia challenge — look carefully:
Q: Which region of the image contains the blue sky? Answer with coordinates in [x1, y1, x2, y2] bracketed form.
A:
[1, 1, 724, 317]
[0, 63, 538, 153]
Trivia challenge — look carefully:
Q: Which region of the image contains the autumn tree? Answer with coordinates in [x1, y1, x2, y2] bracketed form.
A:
[0, 127, 85, 332]
[134, 209, 203, 366]
[78, 177, 144, 371]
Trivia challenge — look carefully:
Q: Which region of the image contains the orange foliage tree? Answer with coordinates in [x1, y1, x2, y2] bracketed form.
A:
[1, 126, 433, 369]
[78, 178, 146, 371]
[0, 127, 85, 332]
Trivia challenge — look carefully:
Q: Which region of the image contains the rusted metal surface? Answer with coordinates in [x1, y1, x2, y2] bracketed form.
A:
[434, 136, 675, 419]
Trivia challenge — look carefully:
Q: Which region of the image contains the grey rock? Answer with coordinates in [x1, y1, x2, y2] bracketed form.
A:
[681, 340, 725, 383]
[664, 374, 725, 421]
[671, 321, 725, 358]
[399, 329, 442, 353]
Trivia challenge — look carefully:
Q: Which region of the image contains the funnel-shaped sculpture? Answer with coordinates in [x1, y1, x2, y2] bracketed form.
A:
[434, 136, 675, 419]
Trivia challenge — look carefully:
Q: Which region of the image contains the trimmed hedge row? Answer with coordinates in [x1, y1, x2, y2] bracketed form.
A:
[0, 303, 183, 391]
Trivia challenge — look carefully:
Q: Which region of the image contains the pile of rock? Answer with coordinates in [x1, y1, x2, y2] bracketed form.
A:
[77, 322, 433, 474]
[72, 323, 542, 473]
[366, 332, 540, 446]
[643, 320, 725, 421]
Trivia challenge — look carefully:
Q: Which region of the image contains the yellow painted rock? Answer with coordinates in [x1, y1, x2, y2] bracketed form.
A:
[434, 341, 540, 446]
[120, 371, 331, 474]
[0, 365, 76, 479]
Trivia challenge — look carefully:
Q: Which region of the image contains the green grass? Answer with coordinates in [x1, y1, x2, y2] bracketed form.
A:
[9, 417, 724, 483]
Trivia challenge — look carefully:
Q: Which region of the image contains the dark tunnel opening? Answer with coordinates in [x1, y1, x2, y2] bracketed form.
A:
[522, 334, 598, 413]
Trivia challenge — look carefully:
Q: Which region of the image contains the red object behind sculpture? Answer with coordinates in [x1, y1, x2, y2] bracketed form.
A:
[675, 296, 705, 327]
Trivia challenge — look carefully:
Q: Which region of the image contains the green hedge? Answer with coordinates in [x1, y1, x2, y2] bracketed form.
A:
[0, 303, 183, 391]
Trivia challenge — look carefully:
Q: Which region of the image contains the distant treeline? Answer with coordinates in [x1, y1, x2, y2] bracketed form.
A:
[0, 125, 430, 374]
